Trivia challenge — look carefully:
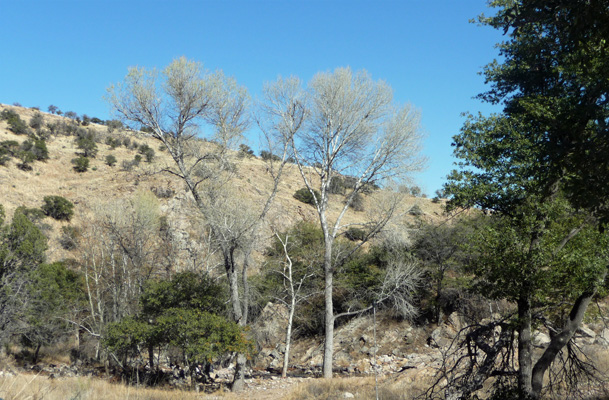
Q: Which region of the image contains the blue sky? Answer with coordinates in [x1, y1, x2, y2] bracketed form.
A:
[0, 0, 504, 194]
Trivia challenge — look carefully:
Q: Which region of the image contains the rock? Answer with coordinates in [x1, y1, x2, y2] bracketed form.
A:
[343, 392, 355, 398]
[578, 325, 596, 338]
[576, 325, 596, 345]
[594, 328, 609, 346]
[532, 331, 551, 347]
[252, 302, 289, 348]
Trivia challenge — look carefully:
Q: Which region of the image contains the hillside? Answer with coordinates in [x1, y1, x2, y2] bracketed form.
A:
[0, 103, 445, 264]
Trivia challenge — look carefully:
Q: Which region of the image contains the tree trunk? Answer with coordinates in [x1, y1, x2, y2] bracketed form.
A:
[322, 234, 334, 379]
[531, 271, 605, 398]
[518, 295, 534, 397]
[231, 353, 247, 392]
[282, 291, 296, 378]
[148, 345, 154, 371]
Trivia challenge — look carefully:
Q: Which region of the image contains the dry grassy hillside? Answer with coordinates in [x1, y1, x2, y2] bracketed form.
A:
[0, 103, 446, 264]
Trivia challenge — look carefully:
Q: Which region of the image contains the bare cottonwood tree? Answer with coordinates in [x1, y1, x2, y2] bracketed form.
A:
[300, 68, 425, 378]
[107, 58, 292, 391]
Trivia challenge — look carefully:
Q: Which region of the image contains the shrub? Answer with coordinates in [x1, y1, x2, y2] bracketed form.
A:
[75, 132, 98, 158]
[348, 192, 365, 211]
[106, 119, 124, 133]
[408, 204, 423, 216]
[138, 143, 155, 162]
[105, 136, 121, 149]
[29, 113, 45, 131]
[15, 206, 46, 223]
[47, 105, 59, 115]
[64, 111, 78, 121]
[42, 195, 74, 221]
[0, 152, 10, 166]
[328, 176, 347, 195]
[260, 150, 280, 161]
[293, 187, 320, 205]
[105, 154, 117, 167]
[71, 156, 89, 172]
[238, 144, 255, 158]
[1, 109, 30, 135]
[20, 139, 49, 161]
[151, 186, 175, 199]
[59, 226, 80, 250]
[0, 140, 19, 164]
[345, 227, 366, 241]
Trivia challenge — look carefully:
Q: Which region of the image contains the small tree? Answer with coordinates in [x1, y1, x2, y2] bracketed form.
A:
[41, 195, 74, 221]
[75, 133, 98, 158]
[72, 156, 89, 172]
[105, 154, 117, 167]
[138, 143, 155, 162]
[293, 187, 319, 205]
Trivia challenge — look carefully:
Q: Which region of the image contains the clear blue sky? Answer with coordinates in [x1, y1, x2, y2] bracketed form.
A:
[0, 0, 504, 194]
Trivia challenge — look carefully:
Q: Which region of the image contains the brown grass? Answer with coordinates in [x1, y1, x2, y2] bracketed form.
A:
[0, 104, 445, 265]
[0, 372, 239, 400]
[285, 376, 429, 400]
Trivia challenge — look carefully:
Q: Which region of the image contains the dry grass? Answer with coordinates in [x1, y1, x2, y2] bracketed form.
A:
[0, 104, 444, 265]
[285, 376, 429, 400]
[0, 372, 232, 400]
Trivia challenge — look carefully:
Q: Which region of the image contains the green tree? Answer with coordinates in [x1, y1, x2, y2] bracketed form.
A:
[75, 133, 98, 158]
[0, 207, 48, 344]
[439, 1, 609, 398]
[105, 154, 117, 167]
[104, 272, 250, 386]
[22, 262, 85, 363]
[72, 155, 90, 172]
[41, 195, 74, 221]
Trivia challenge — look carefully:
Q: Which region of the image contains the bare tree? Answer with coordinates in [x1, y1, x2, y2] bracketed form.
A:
[107, 58, 292, 391]
[276, 67, 425, 378]
[269, 229, 318, 378]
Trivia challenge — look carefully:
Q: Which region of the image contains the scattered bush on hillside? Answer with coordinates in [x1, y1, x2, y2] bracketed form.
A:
[347, 192, 365, 211]
[0, 151, 9, 166]
[293, 187, 320, 206]
[105, 136, 121, 149]
[15, 206, 47, 224]
[260, 150, 281, 161]
[138, 143, 155, 162]
[59, 225, 81, 250]
[345, 227, 366, 241]
[0, 140, 19, 165]
[409, 204, 423, 216]
[71, 156, 90, 173]
[64, 111, 78, 121]
[105, 154, 117, 167]
[29, 113, 45, 132]
[1, 109, 30, 135]
[75, 131, 98, 158]
[106, 120, 123, 133]
[42, 195, 74, 221]
[47, 105, 60, 115]
[151, 186, 175, 199]
[328, 176, 348, 195]
[20, 139, 49, 162]
[238, 144, 255, 158]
